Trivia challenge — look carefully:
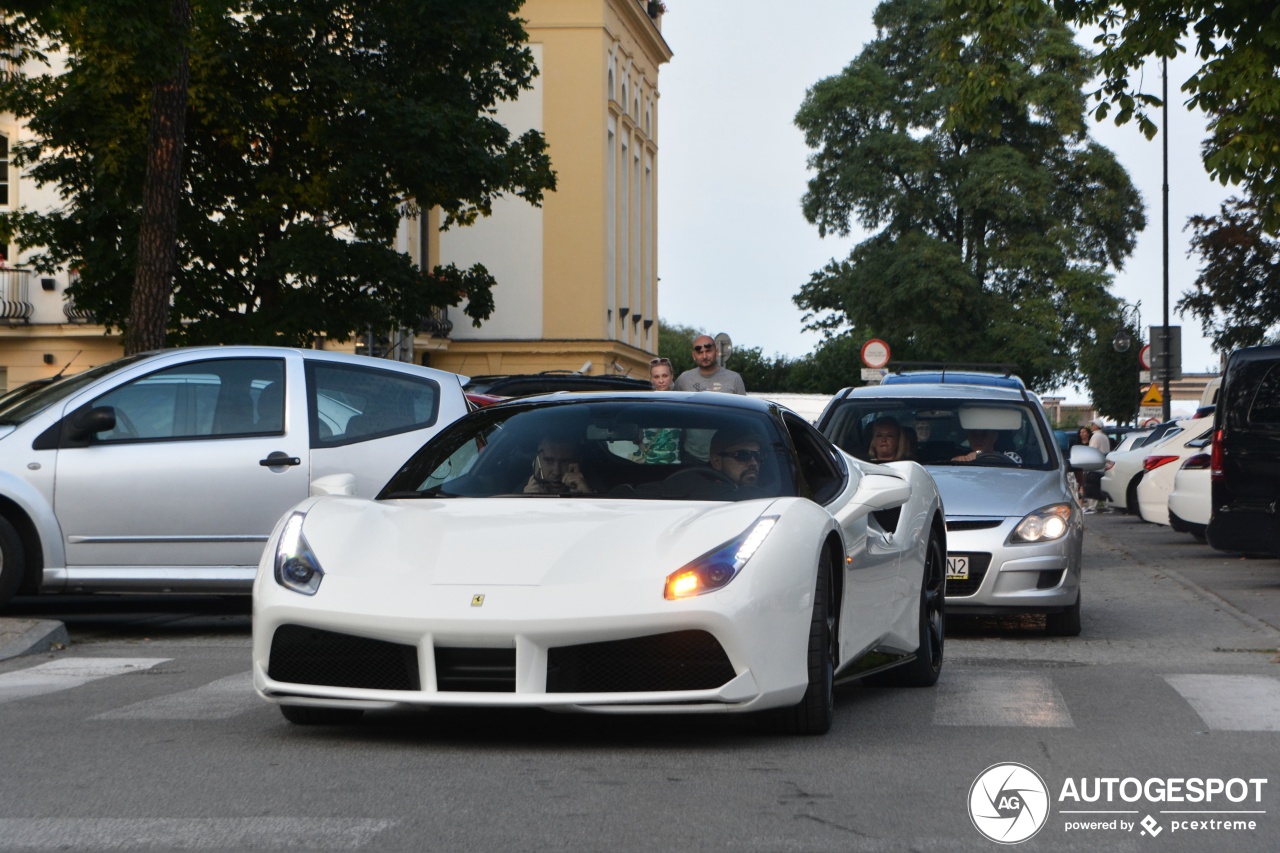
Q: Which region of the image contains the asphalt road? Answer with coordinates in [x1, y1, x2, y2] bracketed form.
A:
[0, 514, 1276, 852]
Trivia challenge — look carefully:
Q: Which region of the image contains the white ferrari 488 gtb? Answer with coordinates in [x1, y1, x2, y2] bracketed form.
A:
[253, 392, 946, 734]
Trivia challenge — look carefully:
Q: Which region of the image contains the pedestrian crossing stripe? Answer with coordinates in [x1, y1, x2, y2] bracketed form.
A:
[1164, 674, 1280, 731]
[0, 818, 395, 849]
[0, 658, 170, 705]
[92, 672, 255, 720]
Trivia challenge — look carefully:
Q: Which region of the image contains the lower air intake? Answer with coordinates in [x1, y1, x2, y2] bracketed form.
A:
[268, 624, 420, 691]
[546, 630, 736, 693]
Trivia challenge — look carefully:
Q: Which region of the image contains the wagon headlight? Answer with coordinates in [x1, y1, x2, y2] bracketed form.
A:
[665, 516, 778, 600]
[274, 511, 324, 595]
[1010, 504, 1073, 544]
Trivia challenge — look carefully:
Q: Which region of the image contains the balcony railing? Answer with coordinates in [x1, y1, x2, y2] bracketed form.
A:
[0, 268, 34, 322]
[63, 298, 95, 324]
[417, 307, 453, 339]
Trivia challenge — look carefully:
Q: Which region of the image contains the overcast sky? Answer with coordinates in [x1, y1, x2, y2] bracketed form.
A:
[654, 2, 1232, 402]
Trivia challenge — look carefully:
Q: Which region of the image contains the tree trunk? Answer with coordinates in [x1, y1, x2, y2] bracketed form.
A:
[125, 0, 191, 355]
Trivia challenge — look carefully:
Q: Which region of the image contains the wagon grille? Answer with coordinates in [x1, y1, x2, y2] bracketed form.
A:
[268, 624, 420, 691]
[546, 630, 736, 693]
[944, 553, 992, 597]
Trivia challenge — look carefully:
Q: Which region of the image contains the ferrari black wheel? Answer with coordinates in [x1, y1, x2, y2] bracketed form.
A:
[768, 551, 835, 735]
[1045, 590, 1082, 637]
[280, 705, 365, 725]
[865, 530, 944, 687]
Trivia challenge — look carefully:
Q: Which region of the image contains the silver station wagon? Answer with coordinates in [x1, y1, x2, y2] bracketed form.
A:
[818, 379, 1105, 635]
[0, 346, 469, 607]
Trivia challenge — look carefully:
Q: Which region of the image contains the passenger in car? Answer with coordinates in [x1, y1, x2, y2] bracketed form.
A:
[952, 429, 1022, 464]
[867, 416, 915, 461]
[524, 436, 596, 494]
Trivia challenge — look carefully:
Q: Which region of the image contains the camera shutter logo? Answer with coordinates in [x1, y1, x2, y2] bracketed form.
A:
[968, 762, 1051, 844]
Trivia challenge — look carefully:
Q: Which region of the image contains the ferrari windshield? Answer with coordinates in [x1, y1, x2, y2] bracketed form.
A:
[822, 397, 1057, 471]
[379, 398, 800, 501]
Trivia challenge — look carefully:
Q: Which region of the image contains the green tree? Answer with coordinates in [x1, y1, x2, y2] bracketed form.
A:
[1178, 196, 1280, 351]
[1078, 316, 1143, 423]
[1043, 1, 1280, 234]
[794, 0, 1145, 393]
[0, 0, 555, 350]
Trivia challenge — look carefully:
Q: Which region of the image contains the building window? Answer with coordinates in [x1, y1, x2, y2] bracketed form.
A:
[0, 134, 9, 206]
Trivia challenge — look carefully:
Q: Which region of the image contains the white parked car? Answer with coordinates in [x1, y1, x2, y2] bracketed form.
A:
[1099, 420, 1188, 513]
[1167, 449, 1212, 540]
[0, 346, 469, 607]
[1135, 423, 1215, 525]
[253, 393, 947, 734]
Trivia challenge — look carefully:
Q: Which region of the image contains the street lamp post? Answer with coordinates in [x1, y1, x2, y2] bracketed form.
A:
[1113, 303, 1142, 425]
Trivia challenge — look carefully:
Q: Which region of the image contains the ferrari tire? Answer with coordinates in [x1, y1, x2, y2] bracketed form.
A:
[280, 705, 365, 726]
[1045, 590, 1082, 637]
[767, 551, 835, 735]
[864, 530, 945, 687]
[0, 516, 27, 610]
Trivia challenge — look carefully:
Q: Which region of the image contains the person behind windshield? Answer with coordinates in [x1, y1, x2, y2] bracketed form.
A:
[952, 429, 1021, 464]
[709, 429, 766, 486]
[868, 415, 914, 461]
[524, 436, 595, 494]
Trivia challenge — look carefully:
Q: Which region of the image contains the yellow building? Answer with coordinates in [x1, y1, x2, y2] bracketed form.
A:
[0, 0, 671, 390]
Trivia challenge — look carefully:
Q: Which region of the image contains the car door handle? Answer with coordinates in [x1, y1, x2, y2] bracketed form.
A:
[260, 451, 302, 467]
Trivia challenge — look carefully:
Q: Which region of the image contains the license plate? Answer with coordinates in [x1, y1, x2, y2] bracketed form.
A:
[946, 554, 969, 580]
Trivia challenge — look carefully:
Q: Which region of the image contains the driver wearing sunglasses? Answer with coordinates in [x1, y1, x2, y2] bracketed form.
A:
[709, 428, 767, 486]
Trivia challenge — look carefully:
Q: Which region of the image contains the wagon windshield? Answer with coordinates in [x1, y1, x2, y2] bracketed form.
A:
[821, 397, 1057, 471]
[379, 398, 799, 501]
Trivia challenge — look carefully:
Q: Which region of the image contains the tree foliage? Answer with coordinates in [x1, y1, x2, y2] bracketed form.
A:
[1078, 317, 1143, 422]
[945, 0, 1280, 232]
[1045, 0, 1280, 234]
[1179, 196, 1280, 350]
[793, 0, 1145, 393]
[0, 0, 555, 348]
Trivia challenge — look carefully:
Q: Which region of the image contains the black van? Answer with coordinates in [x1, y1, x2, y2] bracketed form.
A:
[1206, 344, 1280, 557]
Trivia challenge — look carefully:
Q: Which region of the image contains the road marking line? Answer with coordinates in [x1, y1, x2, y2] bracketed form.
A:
[0, 658, 170, 705]
[0, 818, 395, 849]
[93, 672, 255, 720]
[1165, 674, 1280, 731]
[933, 671, 1073, 727]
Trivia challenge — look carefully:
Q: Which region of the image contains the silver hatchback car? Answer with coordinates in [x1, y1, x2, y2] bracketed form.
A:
[818, 381, 1105, 635]
[0, 346, 469, 608]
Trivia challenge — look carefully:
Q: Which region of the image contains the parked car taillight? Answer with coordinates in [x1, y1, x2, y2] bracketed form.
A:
[1143, 455, 1180, 471]
[1104, 460, 1115, 472]
[1181, 452, 1211, 470]
[1211, 428, 1225, 480]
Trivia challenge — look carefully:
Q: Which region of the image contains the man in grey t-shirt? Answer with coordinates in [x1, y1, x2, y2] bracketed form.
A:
[673, 335, 746, 394]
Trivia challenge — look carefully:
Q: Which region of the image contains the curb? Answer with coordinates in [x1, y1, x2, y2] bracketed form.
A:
[0, 618, 70, 661]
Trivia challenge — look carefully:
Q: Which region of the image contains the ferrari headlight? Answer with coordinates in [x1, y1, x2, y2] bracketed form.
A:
[274, 511, 324, 595]
[665, 516, 778, 600]
[1010, 504, 1073, 544]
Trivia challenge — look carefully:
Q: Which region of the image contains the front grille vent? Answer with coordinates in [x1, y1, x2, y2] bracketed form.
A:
[947, 519, 1004, 532]
[434, 647, 516, 692]
[944, 553, 992, 597]
[268, 624, 420, 691]
[546, 630, 735, 693]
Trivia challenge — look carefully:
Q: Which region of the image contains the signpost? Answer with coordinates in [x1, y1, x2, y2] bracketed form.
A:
[860, 338, 890, 385]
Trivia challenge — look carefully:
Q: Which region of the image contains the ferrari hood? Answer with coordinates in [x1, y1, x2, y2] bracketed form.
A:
[295, 497, 777, 586]
[926, 466, 1065, 518]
